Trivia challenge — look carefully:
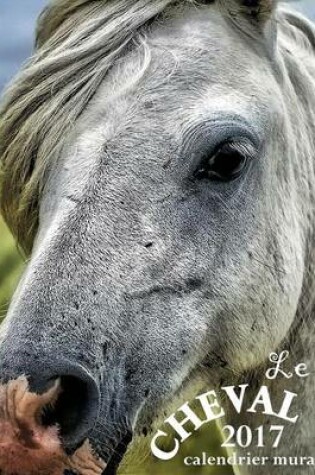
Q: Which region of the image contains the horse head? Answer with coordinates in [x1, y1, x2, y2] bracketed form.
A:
[0, 0, 315, 473]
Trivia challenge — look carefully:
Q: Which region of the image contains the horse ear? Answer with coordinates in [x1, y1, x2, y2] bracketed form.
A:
[222, 0, 278, 26]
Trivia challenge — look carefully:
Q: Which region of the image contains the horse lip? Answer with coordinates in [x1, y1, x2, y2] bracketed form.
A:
[63, 431, 132, 475]
[101, 431, 133, 475]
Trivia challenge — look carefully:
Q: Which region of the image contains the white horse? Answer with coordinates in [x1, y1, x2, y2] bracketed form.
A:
[0, 1, 315, 474]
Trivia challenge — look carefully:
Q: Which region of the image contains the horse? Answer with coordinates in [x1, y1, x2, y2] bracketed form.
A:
[0, 0, 315, 474]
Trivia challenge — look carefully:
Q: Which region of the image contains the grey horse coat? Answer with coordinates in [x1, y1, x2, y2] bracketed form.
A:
[0, 1, 315, 474]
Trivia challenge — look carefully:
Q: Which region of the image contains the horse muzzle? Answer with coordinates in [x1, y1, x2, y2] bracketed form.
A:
[0, 365, 106, 475]
[0, 351, 136, 475]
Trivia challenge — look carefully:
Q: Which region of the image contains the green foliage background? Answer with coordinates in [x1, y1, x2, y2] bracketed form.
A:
[0, 217, 232, 474]
[0, 217, 25, 321]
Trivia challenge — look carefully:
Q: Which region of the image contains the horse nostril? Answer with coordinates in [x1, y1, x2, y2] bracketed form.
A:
[0, 369, 103, 475]
[0, 350, 101, 453]
[40, 368, 100, 452]
[42, 375, 93, 444]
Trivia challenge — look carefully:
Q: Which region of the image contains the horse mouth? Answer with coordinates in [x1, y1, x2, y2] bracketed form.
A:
[61, 429, 133, 475]
[100, 431, 133, 475]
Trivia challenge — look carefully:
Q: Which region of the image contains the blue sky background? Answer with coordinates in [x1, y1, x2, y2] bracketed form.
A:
[0, 1, 314, 92]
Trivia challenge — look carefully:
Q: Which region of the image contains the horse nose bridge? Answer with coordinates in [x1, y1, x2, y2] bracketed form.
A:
[0, 261, 101, 366]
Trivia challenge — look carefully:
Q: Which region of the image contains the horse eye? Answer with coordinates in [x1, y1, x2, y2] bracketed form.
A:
[194, 140, 252, 182]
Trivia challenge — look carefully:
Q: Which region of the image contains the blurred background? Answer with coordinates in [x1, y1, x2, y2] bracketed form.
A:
[0, 1, 314, 474]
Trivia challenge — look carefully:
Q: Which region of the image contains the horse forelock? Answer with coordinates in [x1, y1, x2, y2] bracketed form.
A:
[0, 0, 182, 253]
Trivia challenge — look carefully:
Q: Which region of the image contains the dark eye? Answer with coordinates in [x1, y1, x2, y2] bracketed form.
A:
[194, 140, 253, 182]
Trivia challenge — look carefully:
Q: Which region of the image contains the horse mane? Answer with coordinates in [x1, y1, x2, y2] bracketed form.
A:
[0, 0, 312, 254]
